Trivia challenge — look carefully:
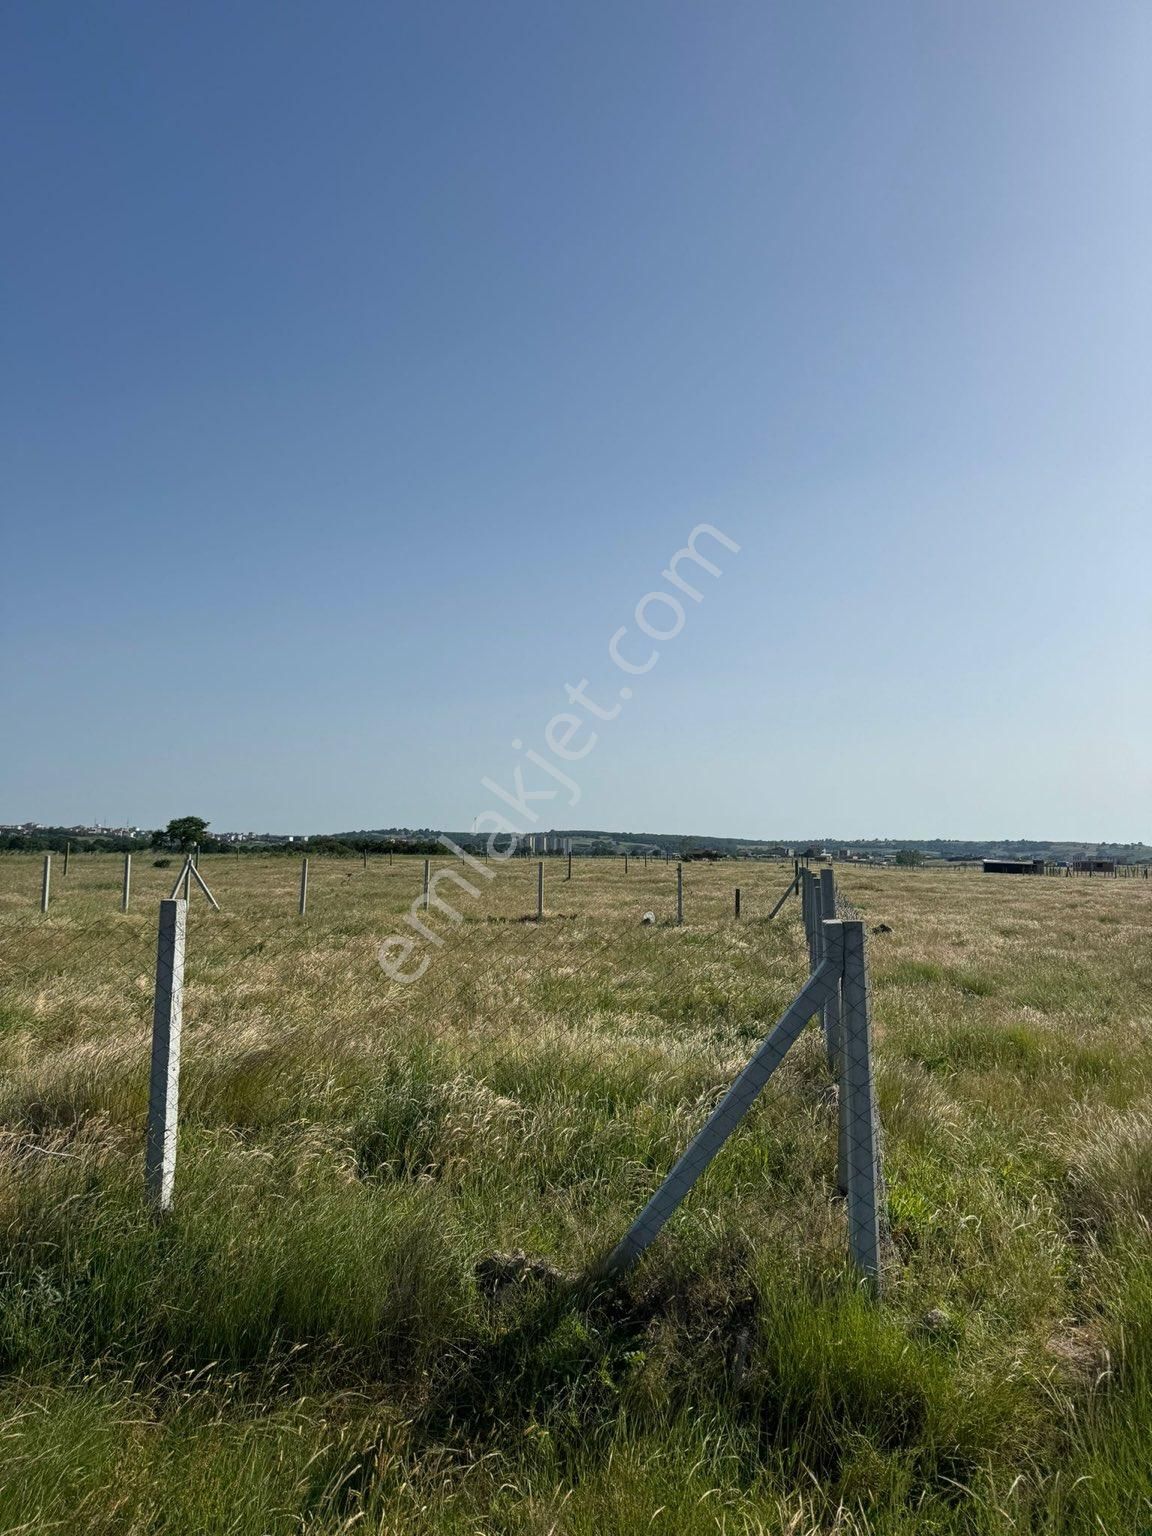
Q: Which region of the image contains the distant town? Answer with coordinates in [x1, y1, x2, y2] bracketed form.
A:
[1, 821, 1147, 869]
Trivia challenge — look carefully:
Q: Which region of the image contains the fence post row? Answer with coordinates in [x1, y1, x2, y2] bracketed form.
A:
[146, 898, 186, 1212]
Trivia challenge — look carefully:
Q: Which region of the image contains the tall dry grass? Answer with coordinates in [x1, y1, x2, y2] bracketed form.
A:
[1, 851, 1150, 1531]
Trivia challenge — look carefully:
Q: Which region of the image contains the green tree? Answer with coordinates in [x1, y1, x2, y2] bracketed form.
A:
[894, 848, 923, 867]
[162, 816, 210, 851]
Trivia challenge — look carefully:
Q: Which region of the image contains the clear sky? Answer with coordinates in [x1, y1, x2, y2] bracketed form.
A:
[2, 2, 1149, 841]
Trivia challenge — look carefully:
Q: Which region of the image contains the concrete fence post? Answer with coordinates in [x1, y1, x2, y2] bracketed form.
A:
[422, 858, 430, 909]
[734, 887, 741, 919]
[536, 859, 544, 920]
[819, 867, 838, 1068]
[146, 898, 186, 1212]
[566, 851, 572, 881]
[624, 854, 629, 874]
[298, 857, 309, 916]
[837, 918, 884, 1289]
[809, 874, 823, 972]
[823, 922, 849, 1195]
[676, 862, 684, 926]
[40, 854, 51, 913]
[122, 853, 132, 913]
[63, 842, 70, 877]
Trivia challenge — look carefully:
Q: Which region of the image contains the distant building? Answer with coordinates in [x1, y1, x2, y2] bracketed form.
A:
[983, 858, 1045, 875]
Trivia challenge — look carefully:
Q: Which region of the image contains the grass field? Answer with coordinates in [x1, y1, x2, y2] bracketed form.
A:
[1, 851, 1150, 1534]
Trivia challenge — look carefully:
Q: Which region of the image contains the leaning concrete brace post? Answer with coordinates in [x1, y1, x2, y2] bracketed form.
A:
[298, 858, 309, 916]
[169, 857, 193, 900]
[188, 860, 220, 912]
[819, 867, 838, 1068]
[122, 853, 132, 913]
[676, 862, 684, 925]
[422, 858, 430, 910]
[40, 854, 51, 912]
[182, 860, 191, 902]
[767, 877, 794, 920]
[838, 919, 884, 1289]
[146, 899, 186, 1212]
[597, 959, 840, 1276]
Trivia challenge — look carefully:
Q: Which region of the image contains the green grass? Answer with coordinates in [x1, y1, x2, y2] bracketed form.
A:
[1, 853, 1151, 1531]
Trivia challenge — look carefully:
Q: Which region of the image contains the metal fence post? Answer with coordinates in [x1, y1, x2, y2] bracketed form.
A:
[566, 851, 572, 881]
[146, 898, 186, 1212]
[537, 859, 544, 920]
[838, 919, 884, 1289]
[734, 887, 741, 919]
[63, 842, 70, 877]
[122, 853, 132, 913]
[422, 857, 430, 909]
[676, 862, 683, 925]
[299, 857, 309, 916]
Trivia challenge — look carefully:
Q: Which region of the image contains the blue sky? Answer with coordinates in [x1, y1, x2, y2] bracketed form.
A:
[2, 2, 1149, 840]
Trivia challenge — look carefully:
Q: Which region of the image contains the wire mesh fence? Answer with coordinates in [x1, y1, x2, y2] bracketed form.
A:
[2, 848, 885, 1283]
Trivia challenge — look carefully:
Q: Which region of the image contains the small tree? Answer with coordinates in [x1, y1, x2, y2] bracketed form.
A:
[163, 816, 209, 851]
[894, 848, 923, 867]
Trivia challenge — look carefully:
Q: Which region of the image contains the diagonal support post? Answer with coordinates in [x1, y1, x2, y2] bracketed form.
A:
[596, 958, 840, 1276]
